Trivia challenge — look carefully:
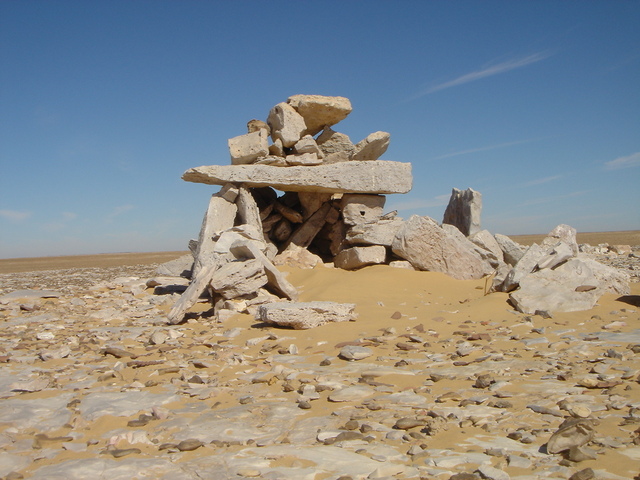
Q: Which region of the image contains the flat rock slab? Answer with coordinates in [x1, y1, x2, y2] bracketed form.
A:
[182, 161, 412, 194]
[0, 289, 62, 303]
[258, 301, 357, 329]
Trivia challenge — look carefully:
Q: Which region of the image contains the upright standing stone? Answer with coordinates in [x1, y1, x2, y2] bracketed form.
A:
[267, 102, 307, 148]
[442, 187, 482, 237]
[236, 185, 263, 233]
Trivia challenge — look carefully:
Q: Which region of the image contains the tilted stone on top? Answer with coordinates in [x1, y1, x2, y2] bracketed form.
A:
[182, 160, 413, 194]
[287, 94, 352, 136]
[267, 102, 307, 148]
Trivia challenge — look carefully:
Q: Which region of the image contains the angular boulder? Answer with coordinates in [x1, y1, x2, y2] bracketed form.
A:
[267, 102, 306, 147]
[391, 215, 493, 280]
[287, 94, 352, 136]
[509, 258, 600, 314]
[346, 215, 405, 247]
[182, 161, 413, 194]
[228, 130, 269, 165]
[494, 234, 525, 266]
[334, 245, 386, 270]
[340, 194, 385, 225]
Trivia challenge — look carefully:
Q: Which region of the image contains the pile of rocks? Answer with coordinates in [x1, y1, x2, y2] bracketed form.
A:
[164, 94, 630, 324]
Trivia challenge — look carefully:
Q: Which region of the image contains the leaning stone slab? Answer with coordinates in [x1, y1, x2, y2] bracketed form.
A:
[182, 160, 413, 194]
[351, 131, 390, 161]
[230, 241, 298, 300]
[258, 301, 357, 329]
[500, 243, 545, 292]
[167, 261, 220, 324]
[334, 245, 386, 270]
[209, 259, 268, 299]
[287, 94, 352, 136]
[494, 233, 525, 266]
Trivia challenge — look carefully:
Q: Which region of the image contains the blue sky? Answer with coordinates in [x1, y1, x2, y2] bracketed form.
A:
[1, 1, 639, 258]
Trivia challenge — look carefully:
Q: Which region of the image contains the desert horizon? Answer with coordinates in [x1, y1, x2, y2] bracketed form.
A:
[1, 230, 638, 274]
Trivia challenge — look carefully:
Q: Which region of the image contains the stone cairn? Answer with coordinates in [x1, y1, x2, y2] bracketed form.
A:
[165, 94, 630, 326]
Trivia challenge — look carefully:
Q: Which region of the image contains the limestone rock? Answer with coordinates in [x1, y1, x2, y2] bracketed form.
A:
[229, 241, 298, 300]
[577, 255, 630, 295]
[228, 130, 269, 165]
[182, 161, 413, 194]
[494, 234, 525, 266]
[236, 186, 263, 232]
[334, 245, 386, 270]
[509, 258, 600, 314]
[501, 244, 545, 292]
[535, 241, 575, 270]
[542, 224, 578, 255]
[192, 185, 238, 278]
[351, 131, 390, 161]
[442, 187, 482, 237]
[258, 301, 357, 329]
[292, 135, 324, 159]
[273, 244, 323, 269]
[470, 230, 504, 265]
[546, 419, 596, 454]
[155, 254, 193, 278]
[346, 215, 405, 247]
[247, 119, 270, 135]
[287, 94, 352, 136]
[340, 194, 385, 225]
[209, 259, 268, 299]
[392, 215, 493, 280]
[267, 102, 306, 148]
[285, 152, 322, 166]
[316, 126, 355, 159]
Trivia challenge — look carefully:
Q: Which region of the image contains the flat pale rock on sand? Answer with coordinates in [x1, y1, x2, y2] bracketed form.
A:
[0, 256, 638, 480]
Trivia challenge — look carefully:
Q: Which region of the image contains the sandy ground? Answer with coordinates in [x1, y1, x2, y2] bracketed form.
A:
[0, 234, 639, 479]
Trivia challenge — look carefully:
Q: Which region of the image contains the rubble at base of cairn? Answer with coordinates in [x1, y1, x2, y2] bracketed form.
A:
[162, 94, 631, 324]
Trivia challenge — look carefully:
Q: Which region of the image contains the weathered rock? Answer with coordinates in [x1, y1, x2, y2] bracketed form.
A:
[236, 186, 263, 232]
[442, 187, 482, 237]
[577, 255, 630, 295]
[155, 254, 193, 278]
[182, 161, 413, 194]
[470, 230, 504, 265]
[392, 215, 493, 280]
[316, 126, 355, 159]
[542, 224, 578, 255]
[535, 241, 574, 270]
[334, 245, 386, 270]
[209, 259, 268, 299]
[192, 184, 238, 278]
[229, 241, 298, 300]
[442, 224, 501, 269]
[258, 301, 357, 329]
[500, 244, 545, 292]
[494, 234, 525, 266]
[228, 130, 269, 165]
[284, 202, 334, 249]
[247, 119, 270, 135]
[293, 135, 324, 159]
[285, 152, 322, 166]
[346, 215, 404, 247]
[298, 192, 332, 219]
[338, 345, 374, 361]
[167, 260, 221, 324]
[509, 258, 601, 314]
[351, 131, 390, 161]
[267, 102, 306, 148]
[340, 194, 385, 225]
[546, 419, 596, 454]
[287, 94, 352, 136]
[273, 244, 323, 269]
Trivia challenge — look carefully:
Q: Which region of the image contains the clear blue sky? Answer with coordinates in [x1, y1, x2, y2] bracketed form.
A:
[1, 1, 639, 258]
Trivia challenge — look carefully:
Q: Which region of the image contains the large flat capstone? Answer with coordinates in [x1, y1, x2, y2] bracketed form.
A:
[182, 160, 412, 194]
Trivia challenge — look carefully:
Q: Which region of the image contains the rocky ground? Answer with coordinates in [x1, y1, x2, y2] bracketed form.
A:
[0, 250, 639, 480]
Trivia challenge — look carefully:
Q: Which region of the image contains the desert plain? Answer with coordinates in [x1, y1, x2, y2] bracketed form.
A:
[0, 231, 639, 480]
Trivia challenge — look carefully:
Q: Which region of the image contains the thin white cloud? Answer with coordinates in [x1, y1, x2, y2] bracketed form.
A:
[410, 51, 553, 99]
[604, 152, 640, 170]
[388, 195, 450, 212]
[107, 204, 134, 221]
[523, 175, 563, 187]
[431, 138, 537, 161]
[519, 190, 588, 207]
[0, 209, 32, 221]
